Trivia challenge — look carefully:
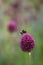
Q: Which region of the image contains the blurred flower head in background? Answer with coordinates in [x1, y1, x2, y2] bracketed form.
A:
[7, 20, 18, 33]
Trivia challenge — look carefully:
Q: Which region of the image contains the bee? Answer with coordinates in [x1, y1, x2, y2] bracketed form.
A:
[20, 30, 27, 35]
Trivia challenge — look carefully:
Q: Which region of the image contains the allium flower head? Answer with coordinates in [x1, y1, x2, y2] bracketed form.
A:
[20, 33, 35, 52]
[12, 2, 19, 9]
[11, 0, 20, 9]
[8, 20, 17, 33]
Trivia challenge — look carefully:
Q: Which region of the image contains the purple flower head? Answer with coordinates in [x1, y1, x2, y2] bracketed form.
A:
[8, 20, 18, 33]
[12, 3, 19, 9]
[11, 0, 20, 9]
[20, 33, 35, 52]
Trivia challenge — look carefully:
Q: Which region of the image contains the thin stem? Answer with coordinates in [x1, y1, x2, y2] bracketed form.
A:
[7, 33, 13, 44]
[25, 53, 29, 65]
[28, 52, 31, 65]
[25, 52, 32, 65]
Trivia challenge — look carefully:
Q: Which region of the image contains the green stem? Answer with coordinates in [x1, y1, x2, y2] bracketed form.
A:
[25, 53, 29, 65]
[28, 53, 31, 65]
[25, 52, 32, 65]
[7, 33, 13, 44]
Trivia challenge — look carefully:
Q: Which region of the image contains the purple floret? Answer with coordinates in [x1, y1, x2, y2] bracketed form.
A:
[20, 33, 35, 52]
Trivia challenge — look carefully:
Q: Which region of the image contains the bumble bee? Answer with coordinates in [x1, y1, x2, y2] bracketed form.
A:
[20, 30, 27, 34]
